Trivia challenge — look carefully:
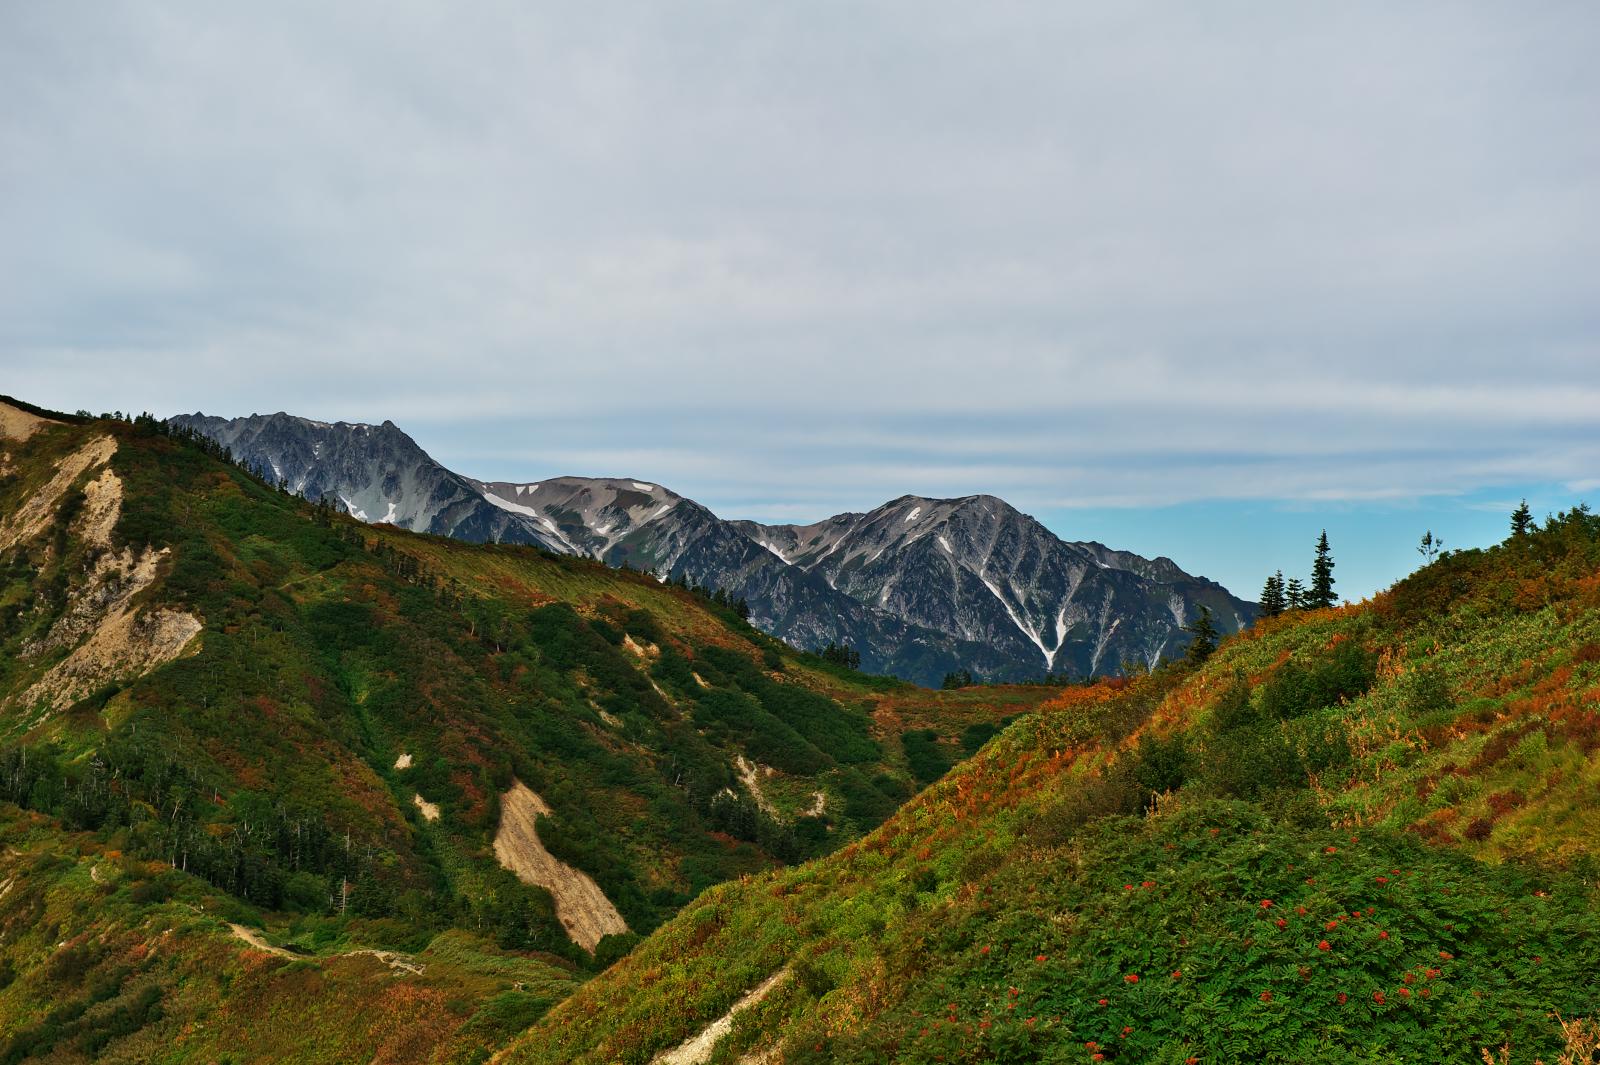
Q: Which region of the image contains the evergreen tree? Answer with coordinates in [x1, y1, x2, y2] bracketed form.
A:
[1511, 499, 1533, 538]
[818, 642, 861, 670]
[1284, 577, 1306, 611]
[940, 669, 973, 690]
[1308, 530, 1336, 609]
[1259, 571, 1286, 617]
[1184, 605, 1219, 665]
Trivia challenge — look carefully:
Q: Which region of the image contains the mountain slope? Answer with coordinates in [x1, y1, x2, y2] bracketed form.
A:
[495, 507, 1600, 1064]
[168, 411, 571, 552]
[0, 399, 1061, 1063]
[171, 411, 1255, 684]
[738, 493, 1252, 677]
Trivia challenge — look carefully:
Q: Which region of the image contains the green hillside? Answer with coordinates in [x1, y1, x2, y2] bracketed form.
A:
[495, 506, 1600, 1063]
[6, 398, 1597, 1063]
[0, 401, 1057, 1063]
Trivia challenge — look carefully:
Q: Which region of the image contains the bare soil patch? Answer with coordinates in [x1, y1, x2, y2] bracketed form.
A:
[0, 434, 117, 551]
[0, 401, 56, 442]
[493, 780, 628, 952]
[735, 756, 778, 817]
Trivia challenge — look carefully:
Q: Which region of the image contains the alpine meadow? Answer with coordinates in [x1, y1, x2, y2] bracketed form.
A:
[4, 3, 1600, 1063]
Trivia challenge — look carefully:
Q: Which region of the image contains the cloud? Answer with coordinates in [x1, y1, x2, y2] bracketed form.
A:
[2, 1, 1598, 526]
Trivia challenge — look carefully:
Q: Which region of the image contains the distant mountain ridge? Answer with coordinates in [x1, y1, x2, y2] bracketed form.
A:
[734, 492, 1246, 678]
[169, 411, 1255, 683]
[170, 412, 571, 553]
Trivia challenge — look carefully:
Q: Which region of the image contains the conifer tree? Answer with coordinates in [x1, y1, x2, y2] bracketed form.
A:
[1259, 571, 1286, 617]
[1511, 499, 1533, 538]
[1184, 605, 1220, 665]
[1308, 530, 1336, 609]
[1284, 577, 1305, 611]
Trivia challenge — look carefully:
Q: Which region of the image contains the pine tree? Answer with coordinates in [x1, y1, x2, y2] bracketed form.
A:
[1308, 530, 1336, 609]
[1284, 577, 1306, 611]
[1184, 605, 1220, 665]
[1511, 499, 1533, 538]
[1259, 571, 1286, 617]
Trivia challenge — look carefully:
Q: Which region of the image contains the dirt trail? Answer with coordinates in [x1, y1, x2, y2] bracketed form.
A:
[0, 401, 56, 442]
[228, 923, 296, 958]
[226, 924, 425, 974]
[651, 968, 790, 1065]
[493, 780, 628, 952]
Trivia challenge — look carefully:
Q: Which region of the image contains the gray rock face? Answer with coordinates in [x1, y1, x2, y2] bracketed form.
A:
[167, 412, 569, 552]
[171, 413, 1255, 685]
[735, 494, 1253, 679]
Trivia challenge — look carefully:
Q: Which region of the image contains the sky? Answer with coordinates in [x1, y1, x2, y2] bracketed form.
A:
[3, 2, 1598, 602]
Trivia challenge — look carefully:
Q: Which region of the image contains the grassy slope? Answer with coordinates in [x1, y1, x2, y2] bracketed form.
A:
[498, 512, 1600, 1064]
[0, 410, 1061, 1063]
[0, 810, 581, 1065]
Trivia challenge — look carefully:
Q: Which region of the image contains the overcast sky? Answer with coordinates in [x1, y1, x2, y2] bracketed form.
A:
[4, 2, 1598, 599]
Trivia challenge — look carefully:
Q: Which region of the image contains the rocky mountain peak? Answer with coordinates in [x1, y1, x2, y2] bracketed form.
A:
[170, 410, 1256, 684]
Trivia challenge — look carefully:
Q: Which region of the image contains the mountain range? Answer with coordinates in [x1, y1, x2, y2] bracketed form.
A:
[169, 411, 1255, 684]
[5, 396, 1598, 1063]
[0, 396, 1057, 1061]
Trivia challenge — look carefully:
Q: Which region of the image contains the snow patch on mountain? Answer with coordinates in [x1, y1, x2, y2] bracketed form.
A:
[483, 492, 542, 519]
[1168, 593, 1187, 627]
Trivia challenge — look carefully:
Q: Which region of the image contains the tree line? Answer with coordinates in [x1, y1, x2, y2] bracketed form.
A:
[1258, 530, 1338, 617]
[1260, 500, 1556, 619]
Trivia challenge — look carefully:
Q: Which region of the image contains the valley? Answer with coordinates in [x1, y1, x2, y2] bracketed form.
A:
[2, 398, 1596, 1063]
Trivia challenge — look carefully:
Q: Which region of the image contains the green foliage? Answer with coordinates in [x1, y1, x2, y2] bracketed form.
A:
[1256, 638, 1377, 722]
[816, 641, 861, 670]
[798, 802, 1600, 1065]
[1285, 576, 1306, 610]
[1309, 529, 1337, 608]
[902, 729, 956, 786]
[1510, 499, 1533, 538]
[1183, 605, 1220, 665]
[940, 670, 973, 690]
[959, 720, 1008, 757]
[500, 506, 1600, 1065]
[1259, 570, 1287, 617]
[1132, 731, 1190, 807]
